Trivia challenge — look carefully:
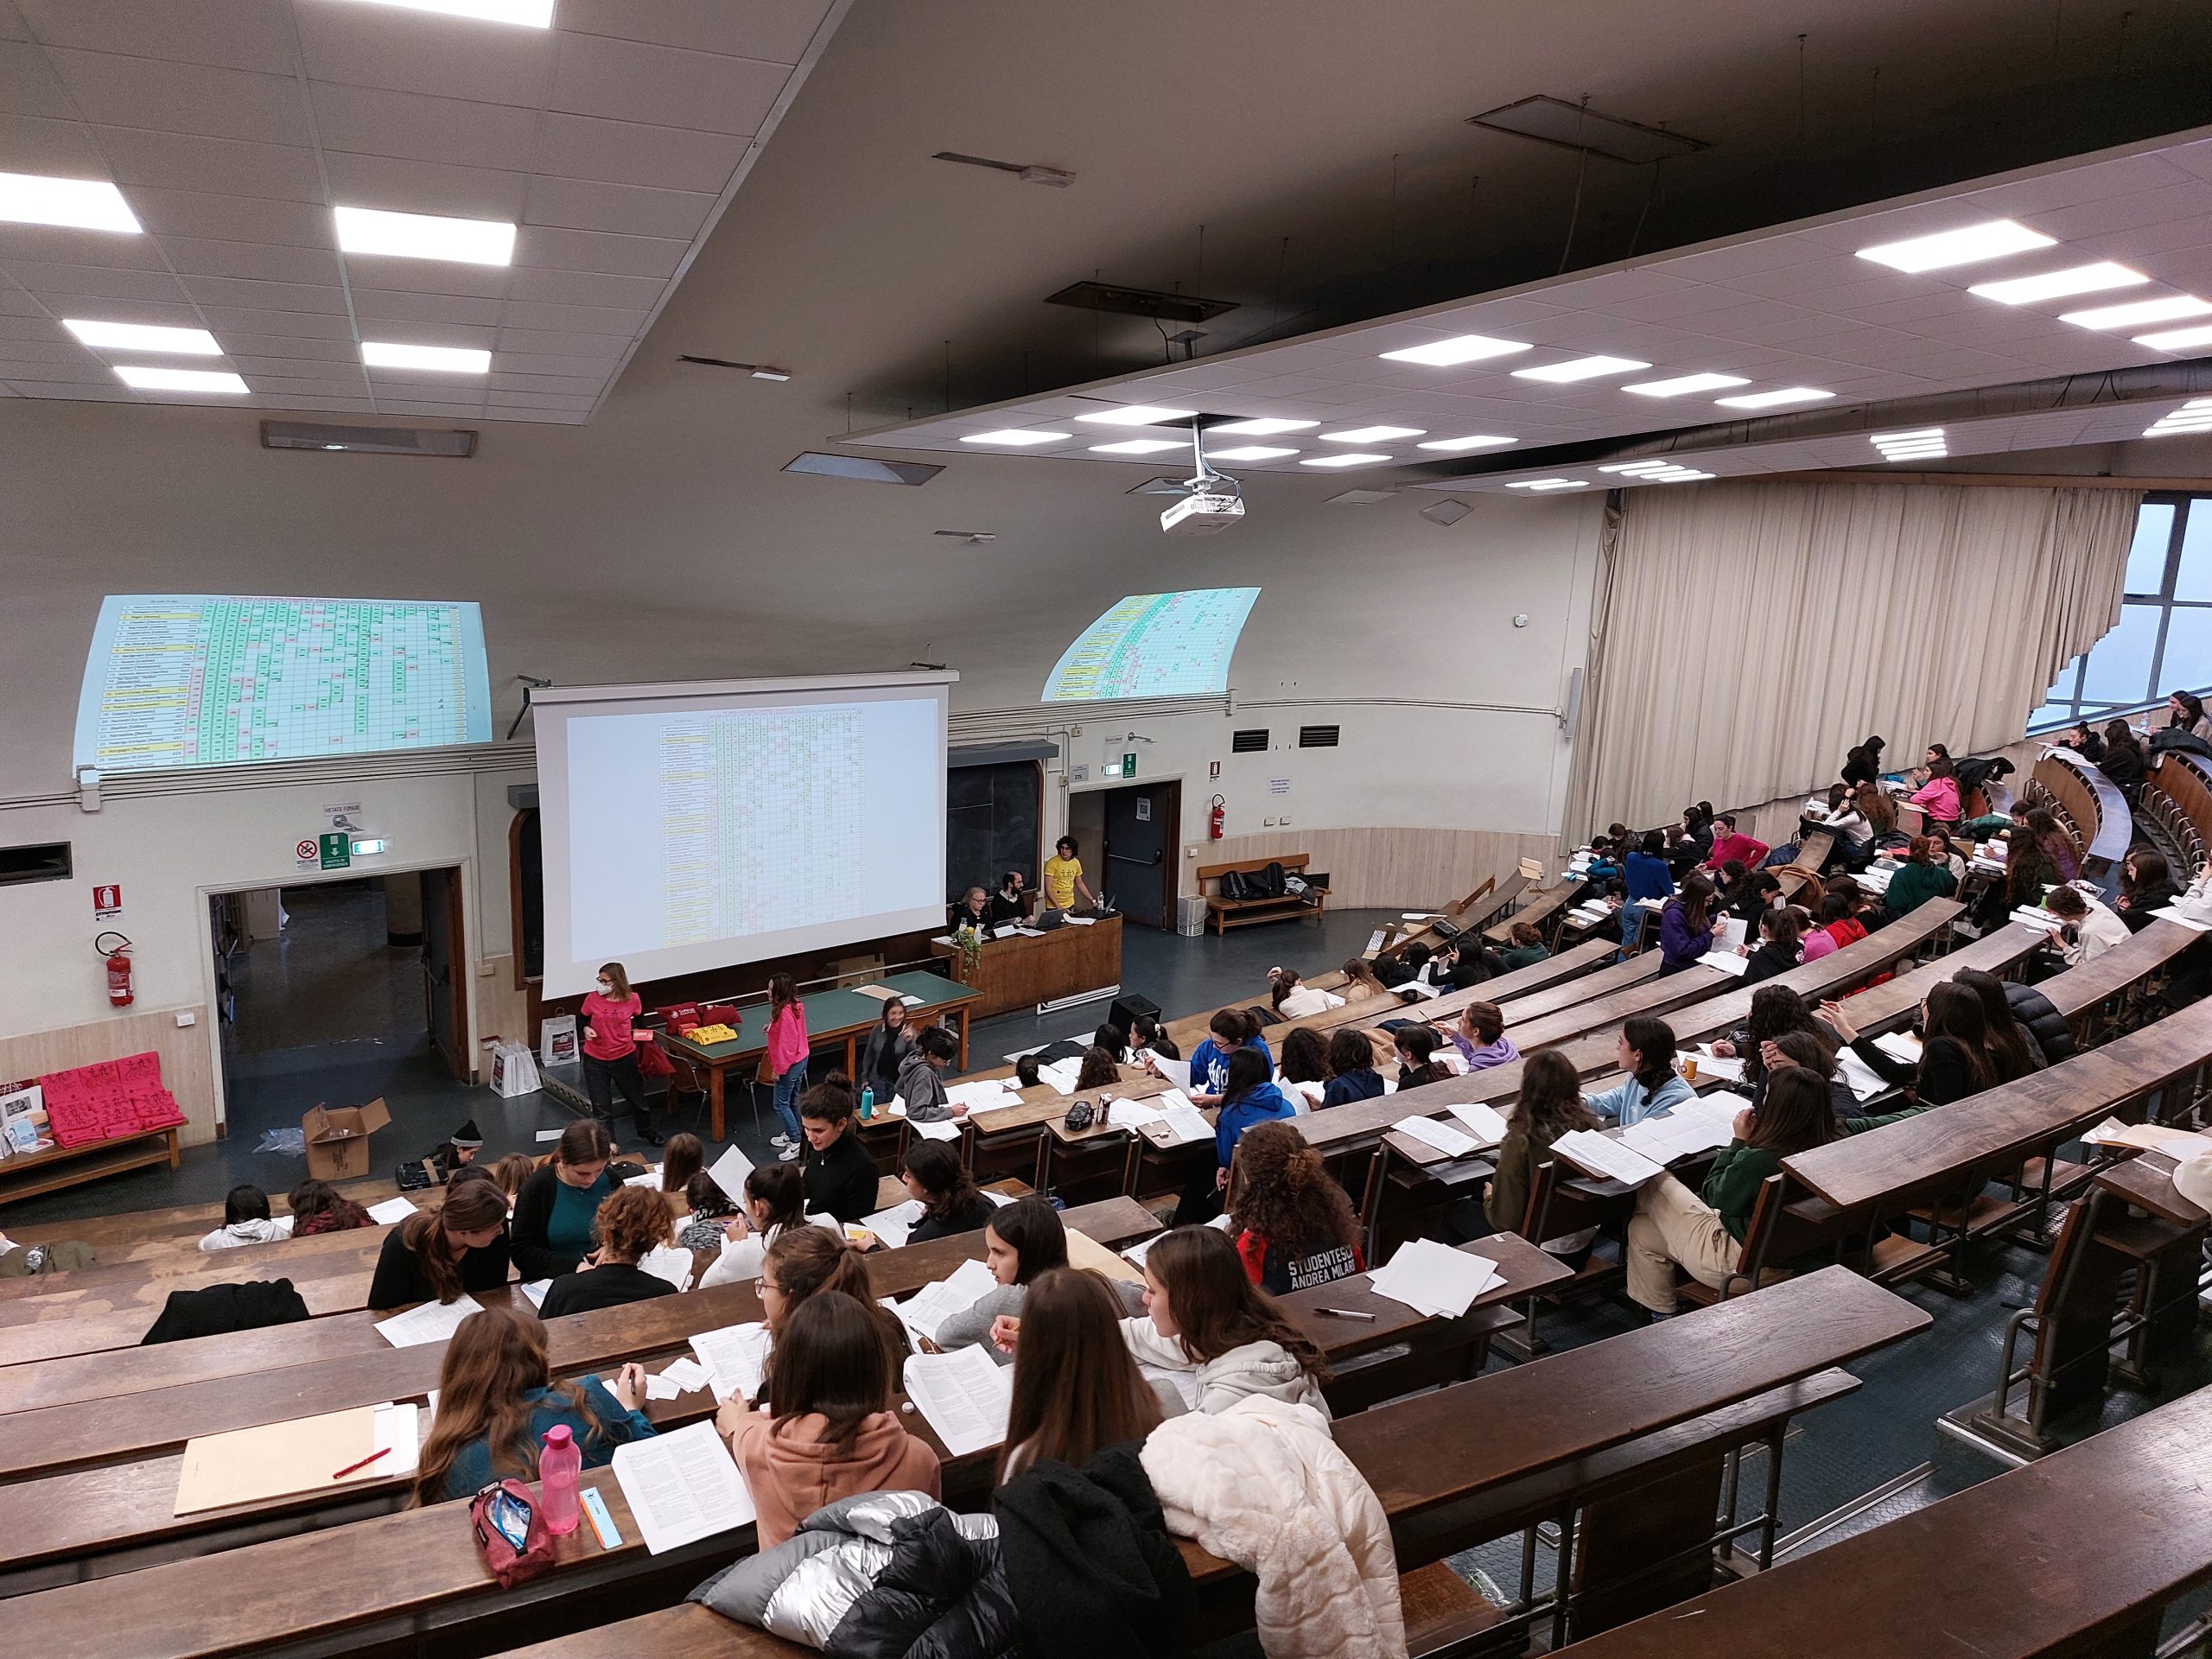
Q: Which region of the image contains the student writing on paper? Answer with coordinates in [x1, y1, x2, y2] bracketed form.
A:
[287, 1179, 372, 1236]
[367, 1179, 512, 1310]
[1487, 921, 1551, 974]
[1443, 1001, 1518, 1074]
[198, 1183, 287, 1251]
[800, 1077, 885, 1224]
[715, 1291, 939, 1549]
[753, 1228, 910, 1408]
[2043, 884, 2129, 966]
[650, 1134, 705, 1223]
[539, 1187, 680, 1318]
[696, 1163, 808, 1287]
[1656, 873, 1717, 976]
[1186, 1007, 1273, 1103]
[899, 1140, 995, 1243]
[1740, 906, 1805, 985]
[1391, 1026, 1454, 1090]
[1821, 983, 1993, 1108]
[413, 1305, 653, 1503]
[510, 1120, 641, 1280]
[997, 1268, 1166, 1480]
[1472, 1050, 1601, 1239]
[857, 997, 917, 1106]
[1955, 966, 2069, 1071]
[896, 1025, 969, 1123]
[929, 1198, 1080, 1363]
[1319, 1027, 1387, 1109]
[1581, 1017, 1693, 1127]
[2115, 848, 2180, 932]
[1224, 1122, 1363, 1295]
[1769, 1031, 1865, 1117]
[1268, 965, 1344, 1020]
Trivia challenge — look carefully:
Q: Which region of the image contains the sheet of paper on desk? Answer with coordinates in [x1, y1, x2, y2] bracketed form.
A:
[690, 1320, 772, 1402]
[1037, 1059, 1082, 1096]
[374, 1294, 483, 1348]
[364, 1197, 418, 1225]
[1637, 897, 1668, 912]
[902, 995, 925, 1006]
[1368, 1238, 1499, 1318]
[1365, 930, 1387, 954]
[2086, 1119, 2212, 1157]
[912, 1116, 963, 1141]
[1398, 979, 1444, 1000]
[657, 1356, 712, 1394]
[894, 1256, 999, 1347]
[639, 1244, 696, 1292]
[1873, 1032, 1923, 1065]
[1446, 1102, 1510, 1146]
[2009, 907, 2063, 932]
[520, 1279, 551, 1308]
[625, 1166, 662, 1189]
[904, 1344, 1013, 1458]
[947, 1080, 1020, 1111]
[1156, 1103, 1216, 1147]
[1402, 912, 1440, 921]
[1106, 1099, 1165, 1127]
[645, 1372, 683, 1401]
[1061, 915, 1096, 925]
[1835, 1048, 1888, 1100]
[707, 1144, 754, 1201]
[1551, 1129, 1668, 1188]
[613, 1419, 755, 1555]
[1141, 1052, 1192, 1090]
[1701, 950, 1750, 977]
[2152, 906, 2212, 932]
[1688, 1049, 1745, 1083]
[1393, 1115, 1480, 1159]
[1620, 1107, 1736, 1164]
[862, 1198, 927, 1249]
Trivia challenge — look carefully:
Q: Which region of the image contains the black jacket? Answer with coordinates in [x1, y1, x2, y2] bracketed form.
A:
[908, 1192, 997, 1244]
[2118, 880, 2179, 931]
[142, 1278, 309, 1344]
[1851, 1033, 1988, 1107]
[858, 1025, 915, 1103]
[995, 1446, 1191, 1659]
[1740, 939, 1801, 985]
[366, 1223, 512, 1311]
[508, 1162, 643, 1281]
[804, 1128, 880, 1223]
[537, 1261, 677, 1319]
[2006, 981, 2076, 1066]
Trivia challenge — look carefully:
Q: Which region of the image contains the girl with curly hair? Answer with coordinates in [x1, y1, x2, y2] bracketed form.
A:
[1225, 1118, 1363, 1294]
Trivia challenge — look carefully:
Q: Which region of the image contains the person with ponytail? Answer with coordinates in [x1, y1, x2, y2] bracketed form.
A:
[698, 1162, 811, 1287]
[367, 1178, 512, 1310]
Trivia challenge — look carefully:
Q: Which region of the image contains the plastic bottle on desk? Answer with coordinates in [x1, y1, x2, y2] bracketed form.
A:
[859, 1084, 874, 1120]
[539, 1423, 582, 1534]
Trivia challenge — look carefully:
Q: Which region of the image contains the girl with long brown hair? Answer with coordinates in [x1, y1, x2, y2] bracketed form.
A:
[653, 1132, 705, 1220]
[1117, 1224, 1330, 1416]
[538, 1185, 678, 1319]
[749, 1225, 910, 1408]
[1225, 1119, 1363, 1294]
[1484, 1049, 1599, 1234]
[696, 1161, 810, 1287]
[509, 1118, 637, 1281]
[998, 1268, 1163, 1479]
[366, 1179, 510, 1311]
[765, 972, 810, 1160]
[1657, 871, 1715, 975]
[414, 1305, 650, 1504]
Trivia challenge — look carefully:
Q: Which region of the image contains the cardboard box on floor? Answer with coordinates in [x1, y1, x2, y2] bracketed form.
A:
[302, 1097, 391, 1180]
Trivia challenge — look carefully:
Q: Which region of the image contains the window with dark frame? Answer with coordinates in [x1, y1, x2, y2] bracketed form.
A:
[2031, 493, 2212, 734]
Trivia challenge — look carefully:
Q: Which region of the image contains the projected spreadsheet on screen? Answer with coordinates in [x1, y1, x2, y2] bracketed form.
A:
[74, 595, 491, 772]
[1041, 588, 1260, 702]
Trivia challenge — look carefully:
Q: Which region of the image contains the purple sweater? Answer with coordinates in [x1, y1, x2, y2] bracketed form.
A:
[1658, 900, 1713, 971]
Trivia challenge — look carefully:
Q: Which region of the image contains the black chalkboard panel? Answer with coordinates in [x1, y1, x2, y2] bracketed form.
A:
[946, 760, 1042, 903]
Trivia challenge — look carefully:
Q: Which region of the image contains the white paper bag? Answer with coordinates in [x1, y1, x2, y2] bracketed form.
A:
[539, 1014, 579, 1066]
[490, 1041, 540, 1098]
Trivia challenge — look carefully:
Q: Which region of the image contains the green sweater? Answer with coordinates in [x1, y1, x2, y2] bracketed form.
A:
[1494, 944, 1551, 970]
[1883, 861, 1956, 920]
[1700, 1108, 1925, 1241]
[1484, 1124, 1560, 1234]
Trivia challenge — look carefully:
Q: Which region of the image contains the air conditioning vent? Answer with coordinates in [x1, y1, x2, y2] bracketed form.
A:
[0, 842, 71, 887]
[1298, 726, 1340, 748]
[262, 421, 475, 457]
[1231, 729, 1268, 753]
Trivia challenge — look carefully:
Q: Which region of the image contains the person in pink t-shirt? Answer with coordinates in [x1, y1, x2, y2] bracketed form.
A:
[581, 961, 660, 1146]
[764, 974, 811, 1162]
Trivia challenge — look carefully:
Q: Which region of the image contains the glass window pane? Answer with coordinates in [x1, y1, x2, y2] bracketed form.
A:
[2127, 501, 2177, 594]
[2080, 603, 2163, 703]
[2029, 703, 2074, 731]
[2041, 653, 2085, 708]
[2177, 504, 2212, 601]
[2156, 606, 2212, 696]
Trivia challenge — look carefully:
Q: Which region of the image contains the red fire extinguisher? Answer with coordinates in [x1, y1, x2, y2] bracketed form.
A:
[98, 931, 133, 1008]
[1209, 795, 1226, 840]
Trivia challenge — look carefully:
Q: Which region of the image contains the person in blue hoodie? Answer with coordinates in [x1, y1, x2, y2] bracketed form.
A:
[1582, 1016, 1696, 1127]
[1177, 1046, 1296, 1224]
[1620, 830, 1676, 953]
[1188, 1007, 1274, 1103]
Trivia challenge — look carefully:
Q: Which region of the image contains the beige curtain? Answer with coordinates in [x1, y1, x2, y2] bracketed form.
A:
[1563, 480, 2137, 838]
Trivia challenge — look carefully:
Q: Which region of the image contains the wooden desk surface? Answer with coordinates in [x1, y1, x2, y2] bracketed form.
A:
[1280, 1233, 1568, 1360]
[1547, 1376, 2212, 1659]
[2039, 918, 2202, 1021]
[2096, 1151, 2208, 1226]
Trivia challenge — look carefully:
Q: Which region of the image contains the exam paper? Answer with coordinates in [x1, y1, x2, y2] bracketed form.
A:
[639, 1245, 696, 1292]
[1036, 1059, 1082, 1096]
[1703, 950, 1751, 977]
[1392, 1115, 1480, 1159]
[1141, 1052, 1192, 1090]
[912, 1116, 964, 1142]
[1367, 1239, 1501, 1319]
[893, 1256, 1000, 1348]
[690, 1321, 773, 1403]
[365, 1198, 418, 1225]
[1835, 1048, 1889, 1101]
[903, 1344, 1013, 1458]
[1446, 1101, 1511, 1146]
[1550, 1129, 1669, 1188]
[1873, 1032, 1924, 1066]
[519, 1280, 551, 1308]
[946, 1080, 1020, 1111]
[625, 1167, 663, 1190]
[1620, 1104, 1738, 1164]
[1155, 1103, 1216, 1147]
[657, 1357, 712, 1394]
[2151, 906, 2212, 933]
[373, 1294, 483, 1349]
[861, 1198, 927, 1249]
[706, 1144, 754, 1202]
[611, 1420, 756, 1555]
[1686, 1049, 1746, 1084]
[372, 1401, 422, 1478]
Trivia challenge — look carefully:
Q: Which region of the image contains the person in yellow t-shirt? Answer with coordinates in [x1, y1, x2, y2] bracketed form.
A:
[1041, 836, 1096, 912]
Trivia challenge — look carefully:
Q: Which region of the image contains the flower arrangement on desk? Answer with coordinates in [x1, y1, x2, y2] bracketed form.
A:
[952, 923, 985, 983]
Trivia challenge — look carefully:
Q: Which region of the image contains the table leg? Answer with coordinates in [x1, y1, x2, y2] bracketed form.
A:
[843, 1036, 857, 1079]
[957, 1008, 970, 1071]
[709, 1066, 725, 1142]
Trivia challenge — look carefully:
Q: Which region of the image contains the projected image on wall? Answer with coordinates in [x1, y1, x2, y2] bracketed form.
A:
[1041, 588, 1261, 702]
[74, 594, 492, 774]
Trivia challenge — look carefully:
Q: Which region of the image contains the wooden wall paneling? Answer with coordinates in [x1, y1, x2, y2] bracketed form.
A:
[0, 1006, 217, 1148]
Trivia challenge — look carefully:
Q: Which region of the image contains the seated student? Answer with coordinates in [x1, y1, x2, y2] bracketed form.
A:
[950, 884, 995, 933]
[1338, 957, 1394, 1001]
[1948, 967, 2044, 1083]
[1224, 1120, 1363, 1294]
[1819, 982, 1994, 1107]
[1274, 1025, 1331, 1108]
[1702, 813, 1770, 874]
[199, 1185, 289, 1251]
[1444, 1001, 1518, 1073]
[1713, 985, 1830, 1107]
[1883, 835, 1958, 920]
[538, 1186, 678, 1319]
[1485, 920, 1551, 973]
[857, 1001, 915, 1110]
[1480, 1049, 1599, 1237]
[288, 1179, 372, 1236]
[510, 1120, 638, 1281]
[894, 1024, 969, 1122]
[2060, 720, 2107, 761]
[1766, 1030, 1859, 1117]
[425, 1118, 486, 1186]
[698, 1162, 810, 1286]
[799, 1077, 882, 1224]
[1624, 829, 1677, 937]
[486, 1154, 537, 1211]
[367, 1179, 512, 1309]
[677, 1171, 743, 1253]
[716, 1290, 941, 1550]
[652, 1132, 705, 1222]
[2099, 721, 2147, 804]
[1583, 1016, 1694, 1126]
[1662, 823, 1702, 880]
[1183, 1047, 1300, 1222]
[1188, 1007, 1262, 1103]
[1268, 965, 1344, 1019]
[1806, 890, 1866, 960]
[1803, 782, 1872, 854]
[2115, 847, 2180, 931]
[2164, 688, 2212, 740]
[1683, 802, 1718, 860]
[930, 1198, 1070, 1364]
[1091, 1021, 1130, 1064]
[899, 1139, 996, 1243]
[1075, 1045, 1122, 1091]
[1319, 1027, 1388, 1109]
[1378, 941, 1432, 989]
[997, 1268, 1166, 1479]
[414, 1304, 652, 1503]
[1729, 868, 1783, 926]
[2043, 883, 2130, 965]
[1129, 1012, 1179, 1062]
[1112, 1224, 1331, 1416]
[2024, 806, 2082, 885]
[1907, 755, 1961, 826]
[1793, 902, 1835, 963]
[1393, 1025, 1455, 1088]
[1657, 873, 1717, 976]
[752, 1226, 910, 1409]
[1740, 906, 1804, 985]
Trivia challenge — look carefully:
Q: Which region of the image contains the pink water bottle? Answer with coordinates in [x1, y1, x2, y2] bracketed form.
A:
[539, 1423, 582, 1535]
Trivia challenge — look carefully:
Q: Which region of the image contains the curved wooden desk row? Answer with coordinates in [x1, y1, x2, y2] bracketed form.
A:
[2143, 747, 2212, 867]
[2031, 748, 2132, 867]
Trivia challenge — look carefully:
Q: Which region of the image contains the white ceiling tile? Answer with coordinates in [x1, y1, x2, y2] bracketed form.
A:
[487, 389, 599, 408]
[0, 281, 57, 315]
[556, 0, 834, 63]
[0, 5, 27, 41]
[246, 393, 375, 411]
[94, 127, 325, 200]
[159, 236, 346, 286]
[375, 398, 488, 416]
[195, 303, 355, 339]
[520, 173, 713, 239]
[503, 264, 663, 308]
[236, 362, 369, 387]
[44, 49, 312, 145]
[3, 258, 188, 301]
[351, 316, 495, 349]
[0, 311, 62, 339]
[533, 111, 748, 192]
[0, 222, 167, 269]
[15, 0, 297, 73]
[7, 378, 139, 399]
[293, 3, 554, 105]
[512, 224, 685, 278]
[364, 372, 488, 397]
[308, 79, 543, 173]
[0, 110, 108, 173]
[0, 37, 71, 118]
[493, 347, 627, 375]
[488, 372, 603, 394]
[177, 275, 347, 314]
[321, 149, 529, 220]
[0, 334, 89, 362]
[499, 297, 647, 335]
[549, 33, 787, 136]
[351, 286, 505, 325]
[340, 258, 512, 301]
[122, 188, 334, 249]
[0, 354, 111, 381]
[220, 334, 360, 363]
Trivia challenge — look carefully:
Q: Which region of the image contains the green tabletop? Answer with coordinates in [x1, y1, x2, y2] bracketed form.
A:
[661, 969, 978, 1063]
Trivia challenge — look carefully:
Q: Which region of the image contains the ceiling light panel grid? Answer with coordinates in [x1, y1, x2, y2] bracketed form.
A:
[0, 0, 847, 420]
[850, 127, 2212, 472]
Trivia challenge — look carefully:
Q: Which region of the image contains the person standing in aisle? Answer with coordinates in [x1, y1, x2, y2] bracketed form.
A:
[581, 962, 659, 1146]
[765, 974, 811, 1163]
[1041, 836, 1096, 912]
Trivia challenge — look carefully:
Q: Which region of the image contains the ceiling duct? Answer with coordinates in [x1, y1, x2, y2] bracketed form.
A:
[261, 421, 474, 457]
[1466, 94, 1708, 164]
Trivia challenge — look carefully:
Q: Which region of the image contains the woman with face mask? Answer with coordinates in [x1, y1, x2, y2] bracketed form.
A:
[580, 960, 659, 1146]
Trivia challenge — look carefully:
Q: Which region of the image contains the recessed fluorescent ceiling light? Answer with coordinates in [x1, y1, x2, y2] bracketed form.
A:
[113, 365, 247, 393]
[1073, 404, 1194, 426]
[1209, 445, 1300, 461]
[0, 171, 140, 232]
[2145, 399, 2212, 435]
[1300, 453, 1393, 467]
[1511, 354, 1650, 384]
[1377, 334, 1532, 366]
[1599, 461, 1678, 474]
[1854, 219, 2054, 273]
[1088, 438, 1185, 454]
[2059, 296, 2212, 330]
[2133, 323, 2212, 352]
[63, 319, 219, 354]
[1715, 387, 1834, 409]
[334, 205, 515, 265]
[335, 0, 554, 22]
[961, 429, 1069, 445]
[1623, 372, 1748, 397]
[1872, 428, 1944, 452]
[362, 341, 490, 374]
[1210, 417, 1318, 435]
[1417, 435, 1516, 452]
[1967, 262, 2146, 305]
[1322, 425, 1424, 442]
[1506, 478, 1589, 490]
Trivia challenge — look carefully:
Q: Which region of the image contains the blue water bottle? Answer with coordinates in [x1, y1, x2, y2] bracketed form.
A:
[859, 1084, 874, 1120]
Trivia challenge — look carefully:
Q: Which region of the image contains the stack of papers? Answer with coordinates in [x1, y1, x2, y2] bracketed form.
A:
[1550, 1129, 1669, 1188]
[639, 1245, 696, 1292]
[1034, 1058, 1083, 1096]
[1154, 1101, 1215, 1147]
[1873, 1032, 1923, 1066]
[690, 1321, 773, 1402]
[861, 1197, 928, 1249]
[1402, 912, 1441, 921]
[611, 1420, 755, 1555]
[1855, 866, 1897, 893]
[1619, 1095, 1743, 1163]
[1447, 1101, 1511, 1146]
[1637, 897, 1669, 912]
[1104, 1098, 1166, 1128]
[1366, 1239, 1502, 1319]
[373, 1294, 484, 1349]
[1835, 1047, 1889, 1100]
[365, 1197, 419, 1225]
[1392, 1115, 1482, 1160]
[902, 1345, 1012, 1457]
[911, 1117, 964, 1142]
[1703, 950, 1751, 977]
[947, 1079, 1020, 1112]
[892, 1257, 999, 1348]
[2083, 1118, 2212, 1157]
[647, 1357, 713, 1401]
[1567, 903, 1611, 926]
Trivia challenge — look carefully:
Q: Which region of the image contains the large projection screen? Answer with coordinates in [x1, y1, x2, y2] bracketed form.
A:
[533, 673, 955, 999]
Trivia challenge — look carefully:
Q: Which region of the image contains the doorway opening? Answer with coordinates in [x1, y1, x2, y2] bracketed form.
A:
[1068, 780, 1182, 928]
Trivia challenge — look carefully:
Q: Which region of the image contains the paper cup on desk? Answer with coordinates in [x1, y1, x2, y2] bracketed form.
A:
[1682, 1056, 1700, 1083]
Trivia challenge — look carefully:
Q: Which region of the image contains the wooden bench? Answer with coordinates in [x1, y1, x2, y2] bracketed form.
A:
[1194, 853, 1326, 932]
[2031, 747, 2131, 872]
[0, 1123, 182, 1209]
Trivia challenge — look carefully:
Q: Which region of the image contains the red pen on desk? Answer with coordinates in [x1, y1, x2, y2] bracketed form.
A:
[331, 1446, 391, 1481]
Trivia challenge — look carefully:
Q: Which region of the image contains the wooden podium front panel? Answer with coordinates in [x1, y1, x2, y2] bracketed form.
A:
[931, 917, 1122, 1017]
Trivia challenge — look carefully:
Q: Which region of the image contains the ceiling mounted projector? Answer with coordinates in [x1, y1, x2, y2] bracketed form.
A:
[1156, 424, 1246, 536]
